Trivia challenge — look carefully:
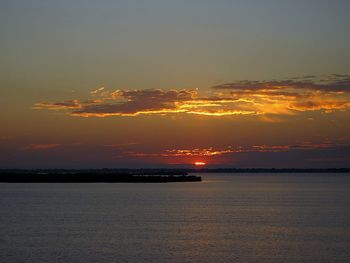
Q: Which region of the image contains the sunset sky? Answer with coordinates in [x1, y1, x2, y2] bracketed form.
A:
[1, 0, 350, 168]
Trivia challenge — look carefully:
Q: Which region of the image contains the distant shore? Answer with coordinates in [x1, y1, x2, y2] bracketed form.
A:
[0, 174, 202, 183]
[0, 171, 201, 183]
[0, 168, 349, 183]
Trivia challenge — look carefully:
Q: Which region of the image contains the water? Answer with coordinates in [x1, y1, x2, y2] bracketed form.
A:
[1, 173, 349, 263]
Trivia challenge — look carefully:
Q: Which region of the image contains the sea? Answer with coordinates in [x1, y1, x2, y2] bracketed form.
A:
[0, 173, 349, 263]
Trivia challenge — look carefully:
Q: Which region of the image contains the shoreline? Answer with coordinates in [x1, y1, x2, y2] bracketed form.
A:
[0, 173, 202, 183]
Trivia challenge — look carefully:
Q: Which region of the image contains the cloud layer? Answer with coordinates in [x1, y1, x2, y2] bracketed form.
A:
[34, 75, 350, 117]
[24, 144, 61, 150]
[122, 137, 350, 158]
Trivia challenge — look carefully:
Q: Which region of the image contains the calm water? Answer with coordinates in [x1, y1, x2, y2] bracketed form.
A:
[0, 173, 350, 263]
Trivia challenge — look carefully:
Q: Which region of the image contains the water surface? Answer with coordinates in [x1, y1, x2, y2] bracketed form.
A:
[1, 173, 349, 262]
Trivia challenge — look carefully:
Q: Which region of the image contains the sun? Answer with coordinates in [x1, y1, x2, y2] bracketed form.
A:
[194, 161, 206, 166]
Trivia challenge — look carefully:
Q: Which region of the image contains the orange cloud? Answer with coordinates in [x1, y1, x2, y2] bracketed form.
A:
[212, 74, 350, 93]
[289, 100, 350, 112]
[34, 100, 81, 110]
[162, 148, 234, 156]
[34, 75, 350, 117]
[123, 139, 350, 158]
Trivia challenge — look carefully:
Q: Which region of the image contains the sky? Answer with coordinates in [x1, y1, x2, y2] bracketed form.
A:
[1, 0, 350, 168]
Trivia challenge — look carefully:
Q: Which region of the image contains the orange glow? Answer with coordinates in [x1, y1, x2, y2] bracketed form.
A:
[194, 161, 206, 166]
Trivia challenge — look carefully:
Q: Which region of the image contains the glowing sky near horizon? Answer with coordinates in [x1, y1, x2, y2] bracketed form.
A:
[1, 0, 350, 168]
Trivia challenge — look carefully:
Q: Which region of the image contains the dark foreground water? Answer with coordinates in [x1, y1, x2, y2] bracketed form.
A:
[0, 173, 349, 263]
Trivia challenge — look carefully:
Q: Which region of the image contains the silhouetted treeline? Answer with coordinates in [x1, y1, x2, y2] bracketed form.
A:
[0, 172, 201, 183]
[0, 169, 188, 176]
[0, 168, 349, 183]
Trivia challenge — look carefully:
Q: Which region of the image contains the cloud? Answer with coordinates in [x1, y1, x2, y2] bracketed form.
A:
[71, 89, 197, 116]
[34, 100, 81, 110]
[123, 138, 350, 158]
[289, 100, 350, 112]
[24, 144, 61, 150]
[212, 75, 350, 114]
[34, 75, 350, 117]
[161, 147, 234, 157]
[212, 74, 350, 93]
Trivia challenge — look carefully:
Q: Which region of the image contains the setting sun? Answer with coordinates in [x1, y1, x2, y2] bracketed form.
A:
[194, 161, 206, 166]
